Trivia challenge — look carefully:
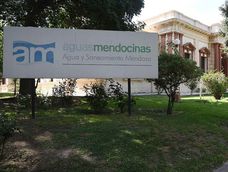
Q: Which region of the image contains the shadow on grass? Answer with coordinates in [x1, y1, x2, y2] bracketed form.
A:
[1, 96, 228, 171]
[1, 114, 159, 171]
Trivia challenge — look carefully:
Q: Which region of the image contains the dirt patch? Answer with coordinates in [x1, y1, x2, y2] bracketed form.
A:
[57, 148, 73, 159]
[35, 131, 53, 142]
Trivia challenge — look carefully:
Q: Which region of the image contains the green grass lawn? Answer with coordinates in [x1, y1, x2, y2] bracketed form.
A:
[0, 92, 15, 99]
[0, 95, 228, 172]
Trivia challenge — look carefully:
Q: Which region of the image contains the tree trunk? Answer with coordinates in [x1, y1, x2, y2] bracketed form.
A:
[0, 138, 6, 158]
[19, 79, 36, 119]
[19, 79, 35, 95]
[14, 79, 17, 95]
[167, 96, 173, 115]
[167, 93, 176, 115]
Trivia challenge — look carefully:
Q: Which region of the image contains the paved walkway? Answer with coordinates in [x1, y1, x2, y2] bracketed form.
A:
[214, 162, 228, 172]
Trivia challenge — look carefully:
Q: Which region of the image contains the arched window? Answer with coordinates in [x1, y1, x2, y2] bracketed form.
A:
[183, 42, 196, 60]
[199, 47, 210, 72]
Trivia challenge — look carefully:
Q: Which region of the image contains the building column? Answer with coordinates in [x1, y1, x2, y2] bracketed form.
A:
[160, 34, 166, 53]
[167, 32, 172, 54]
[173, 32, 183, 56]
[213, 43, 222, 71]
[159, 32, 183, 55]
[222, 58, 228, 76]
[179, 34, 183, 56]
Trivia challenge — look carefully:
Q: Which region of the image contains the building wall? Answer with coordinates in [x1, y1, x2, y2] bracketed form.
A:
[35, 78, 154, 96]
[0, 78, 9, 93]
[144, 11, 224, 75]
[143, 10, 227, 94]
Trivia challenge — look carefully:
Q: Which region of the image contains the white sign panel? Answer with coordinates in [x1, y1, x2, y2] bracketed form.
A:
[3, 27, 158, 78]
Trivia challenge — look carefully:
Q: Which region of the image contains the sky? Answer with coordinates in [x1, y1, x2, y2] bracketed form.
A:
[134, 0, 225, 26]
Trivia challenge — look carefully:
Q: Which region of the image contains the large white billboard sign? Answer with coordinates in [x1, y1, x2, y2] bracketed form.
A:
[3, 27, 158, 78]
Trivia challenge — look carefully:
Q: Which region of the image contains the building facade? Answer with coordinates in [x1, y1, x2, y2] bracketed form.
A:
[144, 10, 227, 76]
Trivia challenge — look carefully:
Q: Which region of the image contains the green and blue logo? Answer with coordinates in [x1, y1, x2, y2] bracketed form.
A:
[13, 41, 55, 64]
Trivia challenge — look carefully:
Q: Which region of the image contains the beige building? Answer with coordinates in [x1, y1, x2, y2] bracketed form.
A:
[144, 10, 227, 75]
[0, 78, 8, 93]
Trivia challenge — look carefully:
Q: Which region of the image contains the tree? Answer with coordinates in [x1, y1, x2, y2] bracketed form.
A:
[185, 79, 198, 95]
[0, 0, 144, 30]
[220, 1, 228, 52]
[0, 113, 17, 157]
[154, 53, 202, 114]
[0, 27, 3, 78]
[0, 0, 144, 95]
[201, 71, 228, 100]
[84, 80, 109, 113]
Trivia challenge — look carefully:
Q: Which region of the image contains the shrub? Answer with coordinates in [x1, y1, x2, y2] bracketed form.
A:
[84, 80, 109, 113]
[36, 94, 52, 109]
[84, 79, 136, 114]
[0, 113, 18, 157]
[185, 80, 198, 95]
[16, 94, 31, 109]
[108, 79, 135, 113]
[201, 71, 228, 100]
[52, 79, 77, 106]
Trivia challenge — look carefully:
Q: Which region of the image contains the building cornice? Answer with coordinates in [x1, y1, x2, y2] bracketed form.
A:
[144, 10, 220, 36]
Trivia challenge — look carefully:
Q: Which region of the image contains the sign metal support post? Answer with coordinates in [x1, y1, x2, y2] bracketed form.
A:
[128, 78, 131, 116]
[31, 79, 36, 119]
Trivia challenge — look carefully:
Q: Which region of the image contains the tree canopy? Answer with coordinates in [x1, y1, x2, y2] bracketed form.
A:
[0, 0, 144, 30]
[0, 31, 2, 75]
[220, 1, 228, 51]
[153, 53, 202, 114]
[0, 0, 145, 94]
